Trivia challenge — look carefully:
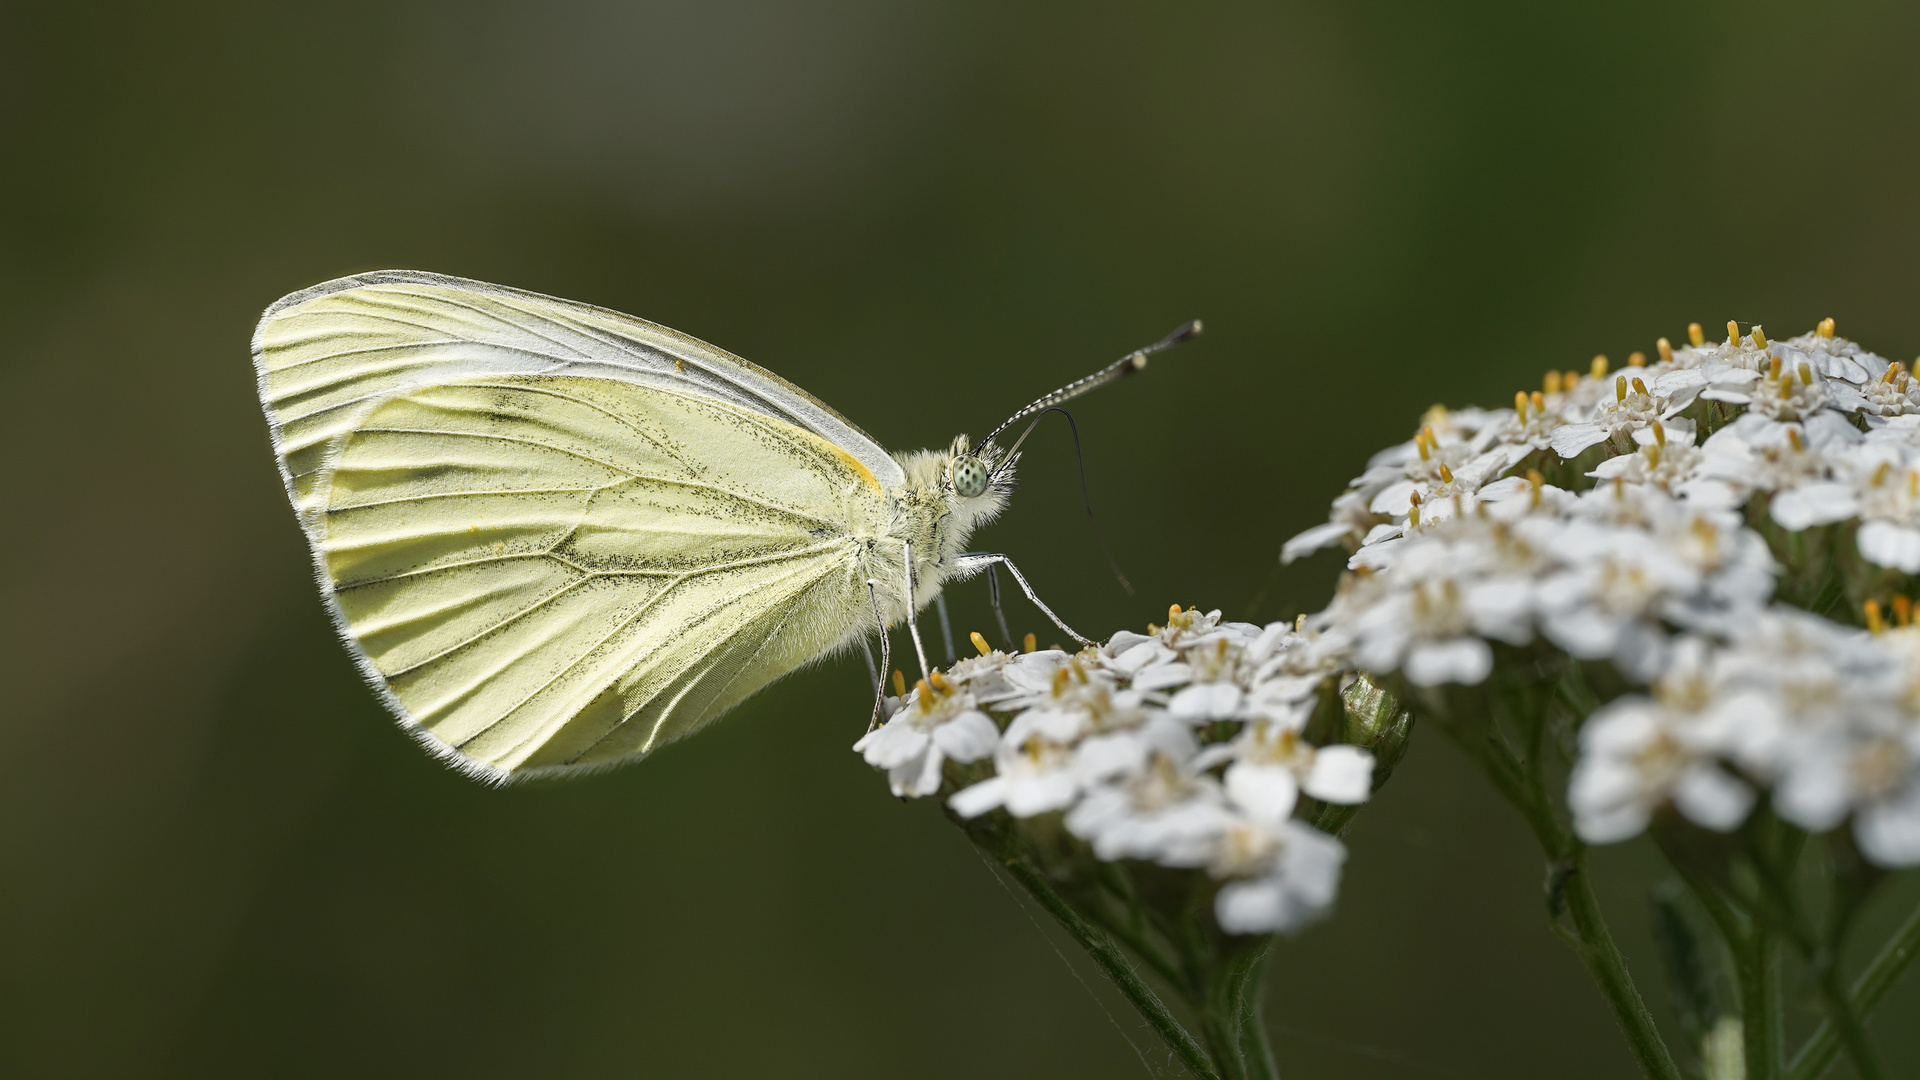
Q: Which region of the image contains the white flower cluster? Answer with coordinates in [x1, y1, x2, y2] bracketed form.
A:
[1571, 614, 1920, 865]
[855, 609, 1373, 934]
[1282, 319, 1920, 865]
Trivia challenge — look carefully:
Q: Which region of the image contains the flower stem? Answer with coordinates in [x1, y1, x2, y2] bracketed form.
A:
[1559, 846, 1687, 1080]
[1812, 963, 1889, 1080]
[1198, 944, 1273, 1080]
[1737, 925, 1782, 1080]
[1664, 852, 1781, 1080]
[999, 854, 1221, 1080]
[1429, 696, 1681, 1080]
[1238, 948, 1281, 1080]
[1788, 901, 1920, 1080]
[1738, 821, 1890, 1080]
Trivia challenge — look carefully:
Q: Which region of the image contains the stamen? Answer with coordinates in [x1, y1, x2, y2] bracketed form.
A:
[1778, 376, 1793, 401]
[1409, 490, 1422, 527]
[915, 677, 934, 701]
[1514, 390, 1529, 421]
[1646, 442, 1661, 468]
[892, 670, 907, 697]
[1295, 614, 1307, 631]
[1051, 668, 1070, 695]
[1613, 477, 1625, 500]
[1873, 461, 1893, 486]
[1866, 599, 1886, 635]
[1438, 463, 1454, 484]
[1565, 370, 1581, 389]
[1169, 603, 1183, 619]
[1628, 351, 1646, 367]
[1631, 376, 1649, 396]
[1727, 320, 1740, 347]
[1527, 468, 1544, 509]
[1415, 430, 1431, 461]
[1657, 337, 1674, 364]
[1798, 361, 1813, 386]
[1023, 632, 1037, 654]
[1896, 595, 1913, 627]
[1786, 427, 1805, 452]
[1531, 390, 1546, 412]
[1769, 356, 1783, 381]
[970, 630, 992, 656]
[1818, 317, 1835, 339]
[1751, 326, 1768, 350]
[1884, 361, 1902, 384]
[1615, 375, 1628, 403]
[1651, 420, 1666, 446]
[928, 670, 951, 694]
[1591, 354, 1609, 378]
[1544, 370, 1564, 394]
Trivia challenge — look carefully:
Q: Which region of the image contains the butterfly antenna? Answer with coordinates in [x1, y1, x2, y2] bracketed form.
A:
[992, 407, 1133, 595]
[977, 319, 1202, 453]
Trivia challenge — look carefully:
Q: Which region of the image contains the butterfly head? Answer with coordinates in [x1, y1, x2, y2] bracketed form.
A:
[942, 434, 1015, 506]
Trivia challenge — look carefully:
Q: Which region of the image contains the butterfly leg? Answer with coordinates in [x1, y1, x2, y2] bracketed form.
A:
[949, 553, 1093, 648]
[864, 580, 893, 731]
[933, 593, 958, 665]
[985, 564, 1014, 650]
[900, 540, 932, 680]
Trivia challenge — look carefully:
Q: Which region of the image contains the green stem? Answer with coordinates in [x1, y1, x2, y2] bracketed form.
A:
[1812, 964, 1889, 1080]
[1239, 948, 1281, 1080]
[1788, 902, 1920, 1080]
[1738, 926, 1782, 1080]
[1665, 853, 1780, 1080]
[1432, 706, 1681, 1080]
[1561, 847, 1687, 1080]
[1197, 944, 1274, 1080]
[1742, 824, 1888, 1080]
[1201, 989, 1249, 1080]
[1000, 855, 1220, 1080]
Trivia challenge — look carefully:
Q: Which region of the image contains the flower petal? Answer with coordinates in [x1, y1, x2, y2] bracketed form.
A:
[948, 776, 1008, 818]
[931, 710, 1001, 763]
[1225, 763, 1300, 826]
[1303, 746, 1375, 804]
[1859, 521, 1920, 573]
[1403, 637, 1492, 686]
[855, 720, 931, 769]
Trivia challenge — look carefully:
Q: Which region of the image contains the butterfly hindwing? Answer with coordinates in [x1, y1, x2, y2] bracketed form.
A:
[301, 372, 887, 779]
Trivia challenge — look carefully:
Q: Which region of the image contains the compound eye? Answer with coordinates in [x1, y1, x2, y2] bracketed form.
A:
[952, 457, 990, 498]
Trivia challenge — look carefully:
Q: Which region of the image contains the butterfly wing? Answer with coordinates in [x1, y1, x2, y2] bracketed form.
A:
[252, 269, 904, 520]
[253, 274, 900, 780]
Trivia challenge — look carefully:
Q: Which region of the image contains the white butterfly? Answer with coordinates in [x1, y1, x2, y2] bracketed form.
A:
[253, 270, 1191, 781]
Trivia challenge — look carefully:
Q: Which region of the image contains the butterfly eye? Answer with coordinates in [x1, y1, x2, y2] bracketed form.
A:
[951, 456, 990, 498]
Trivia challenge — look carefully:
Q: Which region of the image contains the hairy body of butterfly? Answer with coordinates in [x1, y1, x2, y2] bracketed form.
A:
[254, 271, 1014, 782]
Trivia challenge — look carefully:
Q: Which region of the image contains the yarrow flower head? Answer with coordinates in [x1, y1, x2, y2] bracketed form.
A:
[856, 608, 1389, 936]
[1282, 316, 1920, 870]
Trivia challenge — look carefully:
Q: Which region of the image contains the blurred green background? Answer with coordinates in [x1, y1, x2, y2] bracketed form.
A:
[6, 1, 1920, 1076]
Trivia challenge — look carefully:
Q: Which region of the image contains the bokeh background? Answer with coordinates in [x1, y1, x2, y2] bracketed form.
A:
[6, 2, 1920, 1076]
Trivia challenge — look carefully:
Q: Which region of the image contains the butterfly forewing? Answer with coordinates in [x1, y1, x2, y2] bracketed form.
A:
[254, 270, 903, 518]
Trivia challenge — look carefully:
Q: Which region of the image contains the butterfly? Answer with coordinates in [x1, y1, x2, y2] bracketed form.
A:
[253, 270, 1194, 781]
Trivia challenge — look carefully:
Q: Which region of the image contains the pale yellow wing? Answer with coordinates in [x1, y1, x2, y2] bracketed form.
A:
[300, 373, 887, 780]
[251, 269, 903, 522]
